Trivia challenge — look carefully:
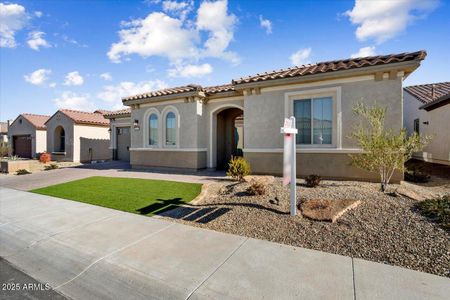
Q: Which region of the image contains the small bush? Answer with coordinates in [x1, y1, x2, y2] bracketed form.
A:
[416, 195, 449, 231]
[226, 156, 251, 182]
[305, 174, 321, 188]
[16, 169, 31, 175]
[404, 166, 430, 183]
[246, 181, 266, 196]
[44, 163, 59, 171]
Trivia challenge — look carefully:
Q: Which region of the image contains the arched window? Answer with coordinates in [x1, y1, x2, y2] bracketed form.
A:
[149, 113, 158, 146]
[54, 126, 65, 152]
[165, 112, 176, 146]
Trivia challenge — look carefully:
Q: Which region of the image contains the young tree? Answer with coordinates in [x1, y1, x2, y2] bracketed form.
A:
[349, 103, 431, 192]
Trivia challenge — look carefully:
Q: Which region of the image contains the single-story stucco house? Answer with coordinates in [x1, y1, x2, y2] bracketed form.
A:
[103, 108, 131, 161]
[117, 50, 426, 181]
[8, 113, 50, 158]
[404, 82, 450, 165]
[45, 109, 111, 162]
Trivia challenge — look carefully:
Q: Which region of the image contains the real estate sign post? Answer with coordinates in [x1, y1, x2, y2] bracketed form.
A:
[281, 116, 298, 216]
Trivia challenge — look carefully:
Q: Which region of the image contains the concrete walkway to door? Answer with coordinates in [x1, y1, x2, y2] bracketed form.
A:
[0, 161, 225, 191]
[1, 187, 448, 299]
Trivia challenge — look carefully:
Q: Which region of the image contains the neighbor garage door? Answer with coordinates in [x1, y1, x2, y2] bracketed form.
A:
[13, 135, 32, 158]
[116, 127, 130, 161]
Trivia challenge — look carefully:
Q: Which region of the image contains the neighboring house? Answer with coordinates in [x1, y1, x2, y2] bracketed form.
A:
[45, 109, 111, 162]
[404, 82, 450, 165]
[103, 108, 131, 161]
[120, 50, 426, 181]
[8, 114, 49, 158]
[0, 121, 8, 144]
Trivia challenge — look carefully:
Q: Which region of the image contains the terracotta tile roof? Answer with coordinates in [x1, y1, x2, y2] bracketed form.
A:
[59, 109, 110, 127]
[232, 50, 427, 85]
[404, 82, 450, 104]
[103, 108, 131, 118]
[21, 113, 50, 129]
[123, 84, 202, 101]
[204, 84, 235, 94]
[93, 109, 113, 115]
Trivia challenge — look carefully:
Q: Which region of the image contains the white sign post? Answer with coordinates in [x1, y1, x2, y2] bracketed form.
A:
[280, 116, 298, 216]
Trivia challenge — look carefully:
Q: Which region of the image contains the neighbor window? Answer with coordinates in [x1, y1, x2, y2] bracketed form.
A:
[414, 118, 420, 134]
[294, 96, 333, 145]
[165, 112, 176, 146]
[149, 114, 158, 145]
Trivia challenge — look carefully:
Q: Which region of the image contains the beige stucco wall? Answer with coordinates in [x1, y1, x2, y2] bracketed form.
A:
[8, 116, 45, 158]
[74, 125, 110, 162]
[244, 152, 402, 182]
[244, 77, 402, 150]
[131, 150, 206, 170]
[46, 112, 75, 161]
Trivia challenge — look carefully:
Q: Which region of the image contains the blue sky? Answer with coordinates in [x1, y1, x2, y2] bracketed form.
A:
[1, 0, 449, 120]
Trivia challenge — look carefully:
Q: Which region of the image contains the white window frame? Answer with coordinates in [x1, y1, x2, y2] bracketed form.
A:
[285, 86, 342, 149]
[143, 108, 161, 148]
[161, 105, 180, 148]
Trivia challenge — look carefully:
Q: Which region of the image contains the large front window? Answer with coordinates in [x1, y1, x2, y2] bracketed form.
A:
[294, 96, 332, 145]
[149, 114, 158, 145]
[165, 112, 176, 146]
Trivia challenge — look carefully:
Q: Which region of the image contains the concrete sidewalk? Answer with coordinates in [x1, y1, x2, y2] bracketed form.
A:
[0, 187, 448, 299]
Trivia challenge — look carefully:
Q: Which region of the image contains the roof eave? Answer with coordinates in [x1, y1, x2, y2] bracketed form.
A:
[419, 94, 450, 111]
[233, 60, 422, 90]
[103, 113, 131, 119]
[122, 90, 206, 106]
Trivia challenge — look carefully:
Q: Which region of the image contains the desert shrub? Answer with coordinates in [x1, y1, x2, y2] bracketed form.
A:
[416, 195, 450, 231]
[226, 156, 251, 182]
[44, 163, 59, 171]
[16, 169, 31, 175]
[7, 155, 20, 161]
[404, 166, 430, 183]
[0, 144, 9, 157]
[246, 181, 266, 196]
[305, 174, 321, 187]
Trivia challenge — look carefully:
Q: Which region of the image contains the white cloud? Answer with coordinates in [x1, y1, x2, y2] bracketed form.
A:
[168, 63, 213, 78]
[64, 71, 84, 86]
[108, 12, 199, 63]
[345, 0, 439, 44]
[196, 0, 238, 64]
[259, 15, 272, 34]
[162, 0, 193, 21]
[0, 3, 27, 48]
[24, 68, 51, 86]
[97, 80, 168, 109]
[49, 82, 56, 88]
[60, 34, 88, 48]
[108, 0, 239, 65]
[27, 31, 51, 50]
[351, 46, 376, 58]
[100, 72, 112, 81]
[53, 91, 95, 111]
[34, 11, 43, 18]
[290, 48, 312, 66]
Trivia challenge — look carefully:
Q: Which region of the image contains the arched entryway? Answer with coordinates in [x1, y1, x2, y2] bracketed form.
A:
[54, 126, 65, 152]
[210, 106, 244, 170]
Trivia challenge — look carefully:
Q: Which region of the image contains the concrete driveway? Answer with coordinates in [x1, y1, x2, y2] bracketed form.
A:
[0, 161, 225, 191]
[1, 187, 448, 299]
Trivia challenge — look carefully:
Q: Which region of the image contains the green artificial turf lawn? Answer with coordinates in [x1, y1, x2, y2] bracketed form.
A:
[31, 176, 202, 216]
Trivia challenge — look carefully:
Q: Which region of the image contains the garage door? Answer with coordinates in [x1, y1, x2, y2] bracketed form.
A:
[13, 135, 32, 158]
[116, 127, 130, 161]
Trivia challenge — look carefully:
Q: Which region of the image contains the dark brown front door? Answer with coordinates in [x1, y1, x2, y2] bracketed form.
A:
[13, 135, 32, 158]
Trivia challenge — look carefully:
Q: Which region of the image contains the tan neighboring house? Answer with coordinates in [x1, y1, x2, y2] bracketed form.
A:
[45, 109, 111, 162]
[0, 121, 8, 144]
[120, 50, 426, 181]
[404, 82, 450, 165]
[103, 108, 131, 161]
[8, 114, 49, 158]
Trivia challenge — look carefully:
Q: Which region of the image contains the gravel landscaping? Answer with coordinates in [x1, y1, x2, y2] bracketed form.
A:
[159, 178, 450, 277]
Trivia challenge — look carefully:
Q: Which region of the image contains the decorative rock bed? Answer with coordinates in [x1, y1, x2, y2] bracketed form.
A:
[159, 178, 450, 277]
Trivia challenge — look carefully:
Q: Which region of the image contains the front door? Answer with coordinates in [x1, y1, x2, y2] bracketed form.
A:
[216, 108, 244, 169]
[116, 127, 130, 161]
